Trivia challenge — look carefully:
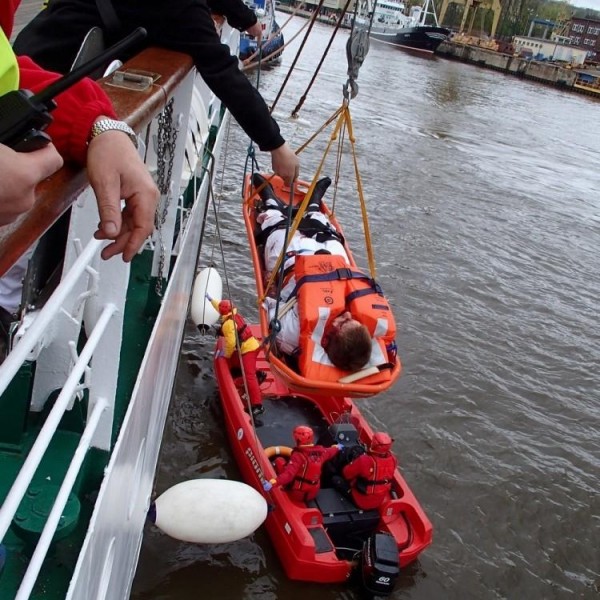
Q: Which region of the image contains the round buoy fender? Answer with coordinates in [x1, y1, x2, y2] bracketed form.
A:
[150, 479, 267, 544]
[264, 446, 293, 459]
[190, 267, 222, 331]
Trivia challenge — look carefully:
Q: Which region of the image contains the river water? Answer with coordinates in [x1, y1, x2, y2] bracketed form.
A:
[131, 15, 600, 600]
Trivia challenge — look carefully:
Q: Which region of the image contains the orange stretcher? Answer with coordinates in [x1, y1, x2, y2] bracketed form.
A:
[242, 173, 401, 398]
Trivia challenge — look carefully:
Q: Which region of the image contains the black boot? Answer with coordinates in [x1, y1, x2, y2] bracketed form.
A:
[252, 404, 265, 416]
[252, 173, 284, 207]
[306, 176, 331, 212]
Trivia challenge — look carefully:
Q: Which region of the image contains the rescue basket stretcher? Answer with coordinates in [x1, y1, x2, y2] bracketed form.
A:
[243, 174, 402, 398]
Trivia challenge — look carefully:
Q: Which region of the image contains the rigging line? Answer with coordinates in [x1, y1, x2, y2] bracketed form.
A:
[242, 10, 308, 69]
[205, 159, 226, 277]
[208, 178, 255, 422]
[277, 2, 312, 31]
[242, 142, 262, 201]
[261, 109, 347, 299]
[291, 0, 353, 118]
[344, 105, 376, 278]
[266, 179, 297, 346]
[216, 114, 233, 198]
[331, 115, 348, 215]
[270, 0, 327, 114]
[185, 134, 222, 279]
[294, 105, 344, 155]
[242, 45, 263, 175]
[242, 21, 306, 71]
[194, 149, 219, 274]
[243, 8, 312, 70]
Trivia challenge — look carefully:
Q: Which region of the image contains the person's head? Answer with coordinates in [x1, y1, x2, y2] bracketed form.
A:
[293, 425, 314, 446]
[218, 299, 233, 316]
[322, 311, 371, 372]
[370, 432, 393, 456]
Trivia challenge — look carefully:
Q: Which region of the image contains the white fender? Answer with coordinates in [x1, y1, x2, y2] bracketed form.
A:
[150, 479, 267, 544]
[191, 267, 222, 331]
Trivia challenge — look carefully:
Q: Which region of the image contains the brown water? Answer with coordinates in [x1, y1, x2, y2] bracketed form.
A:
[132, 16, 600, 600]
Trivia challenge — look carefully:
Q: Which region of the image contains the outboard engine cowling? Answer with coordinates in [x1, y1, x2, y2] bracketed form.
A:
[360, 532, 399, 596]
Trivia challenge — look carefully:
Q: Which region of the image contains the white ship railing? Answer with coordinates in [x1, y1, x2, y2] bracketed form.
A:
[0, 24, 238, 598]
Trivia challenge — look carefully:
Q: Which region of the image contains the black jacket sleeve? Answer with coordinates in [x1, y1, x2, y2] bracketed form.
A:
[13, 0, 286, 151]
[207, 0, 258, 31]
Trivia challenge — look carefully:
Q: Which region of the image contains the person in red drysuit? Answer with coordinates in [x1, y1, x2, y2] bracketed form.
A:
[263, 425, 342, 502]
[212, 298, 264, 416]
[341, 432, 397, 510]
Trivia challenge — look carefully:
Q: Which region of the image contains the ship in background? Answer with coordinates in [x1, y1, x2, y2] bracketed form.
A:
[356, 0, 450, 54]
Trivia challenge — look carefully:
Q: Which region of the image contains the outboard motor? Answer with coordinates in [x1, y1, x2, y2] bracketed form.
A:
[360, 532, 400, 596]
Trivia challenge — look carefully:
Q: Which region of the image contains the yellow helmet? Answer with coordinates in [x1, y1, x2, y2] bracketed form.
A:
[0, 28, 18, 96]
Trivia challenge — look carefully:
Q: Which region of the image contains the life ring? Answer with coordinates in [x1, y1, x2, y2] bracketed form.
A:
[264, 446, 293, 459]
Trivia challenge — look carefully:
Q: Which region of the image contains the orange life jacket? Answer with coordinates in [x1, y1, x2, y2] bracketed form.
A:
[355, 453, 397, 496]
[290, 446, 327, 493]
[292, 254, 396, 383]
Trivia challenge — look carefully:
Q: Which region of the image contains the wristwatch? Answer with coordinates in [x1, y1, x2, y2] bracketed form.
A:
[89, 118, 139, 149]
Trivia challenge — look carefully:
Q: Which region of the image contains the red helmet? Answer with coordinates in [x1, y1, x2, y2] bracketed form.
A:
[371, 432, 393, 454]
[218, 300, 233, 315]
[293, 425, 314, 446]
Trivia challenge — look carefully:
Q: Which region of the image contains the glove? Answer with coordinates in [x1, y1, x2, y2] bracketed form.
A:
[262, 480, 273, 492]
[215, 349, 225, 359]
[335, 443, 344, 451]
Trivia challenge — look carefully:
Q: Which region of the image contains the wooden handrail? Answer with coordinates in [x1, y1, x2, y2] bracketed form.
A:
[0, 47, 194, 277]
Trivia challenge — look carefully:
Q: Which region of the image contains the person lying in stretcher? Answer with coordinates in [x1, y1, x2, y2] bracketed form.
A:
[253, 173, 398, 377]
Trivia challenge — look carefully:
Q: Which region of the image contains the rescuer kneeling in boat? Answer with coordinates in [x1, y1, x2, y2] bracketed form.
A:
[334, 432, 397, 510]
[211, 297, 265, 417]
[263, 425, 342, 502]
[254, 174, 397, 375]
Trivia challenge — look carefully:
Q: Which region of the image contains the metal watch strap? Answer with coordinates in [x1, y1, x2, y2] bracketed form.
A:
[89, 118, 138, 148]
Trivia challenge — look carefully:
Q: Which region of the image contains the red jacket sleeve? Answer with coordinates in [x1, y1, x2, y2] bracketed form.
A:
[0, 0, 21, 38]
[323, 446, 340, 462]
[16, 56, 117, 165]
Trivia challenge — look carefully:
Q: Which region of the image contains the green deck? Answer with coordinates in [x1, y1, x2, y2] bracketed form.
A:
[0, 251, 158, 599]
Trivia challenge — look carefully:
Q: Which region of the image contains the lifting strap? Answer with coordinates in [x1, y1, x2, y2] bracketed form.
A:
[262, 104, 377, 303]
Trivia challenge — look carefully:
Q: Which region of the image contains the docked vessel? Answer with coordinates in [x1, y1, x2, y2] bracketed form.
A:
[239, 0, 284, 66]
[357, 0, 450, 54]
[213, 325, 432, 595]
[0, 22, 240, 600]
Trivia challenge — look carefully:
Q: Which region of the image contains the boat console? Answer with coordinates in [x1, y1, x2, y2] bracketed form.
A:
[308, 487, 381, 554]
[309, 421, 381, 556]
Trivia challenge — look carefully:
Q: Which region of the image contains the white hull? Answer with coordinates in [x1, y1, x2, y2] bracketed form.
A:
[0, 25, 240, 599]
[66, 109, 230, 600]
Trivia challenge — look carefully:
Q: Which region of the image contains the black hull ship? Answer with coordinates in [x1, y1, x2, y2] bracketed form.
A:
[369, 24, 450, 53]
[356, 0, 449, 54]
